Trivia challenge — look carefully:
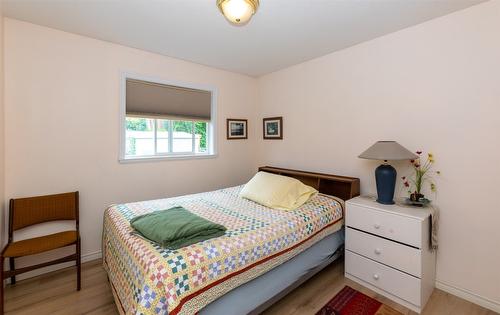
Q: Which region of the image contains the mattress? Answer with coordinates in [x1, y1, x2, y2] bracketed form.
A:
[201, 229, 344, 315]
[102, 185, 344, 315]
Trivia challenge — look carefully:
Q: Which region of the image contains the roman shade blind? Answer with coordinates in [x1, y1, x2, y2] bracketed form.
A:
[126, 79, 212, 121]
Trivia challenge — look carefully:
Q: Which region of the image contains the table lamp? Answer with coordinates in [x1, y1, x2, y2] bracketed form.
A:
[359, 141, 418, 205]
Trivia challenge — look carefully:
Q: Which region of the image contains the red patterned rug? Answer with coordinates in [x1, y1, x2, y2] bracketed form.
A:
[316, 286, 403, 315]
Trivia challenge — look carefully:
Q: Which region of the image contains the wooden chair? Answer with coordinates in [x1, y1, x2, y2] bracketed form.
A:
[0, 192, 81, 314]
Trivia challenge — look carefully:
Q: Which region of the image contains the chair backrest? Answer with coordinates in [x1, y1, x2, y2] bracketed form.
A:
[9, 192, 79, 238]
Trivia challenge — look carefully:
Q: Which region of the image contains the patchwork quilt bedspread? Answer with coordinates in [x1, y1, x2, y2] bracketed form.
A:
[102, 185, 344, 315]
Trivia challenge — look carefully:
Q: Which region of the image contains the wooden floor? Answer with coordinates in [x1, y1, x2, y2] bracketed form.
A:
[3, 258, 497, 315]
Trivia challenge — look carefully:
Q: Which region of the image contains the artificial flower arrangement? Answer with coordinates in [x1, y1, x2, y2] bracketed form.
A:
[402, 151, 440, 204]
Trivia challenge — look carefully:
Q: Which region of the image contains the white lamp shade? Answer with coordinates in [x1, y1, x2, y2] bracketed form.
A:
[358, 141, 418, 161]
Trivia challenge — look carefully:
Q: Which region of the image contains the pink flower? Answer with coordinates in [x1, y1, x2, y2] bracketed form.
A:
[404, 181, 410, 187]
[401, 176, 406, 180]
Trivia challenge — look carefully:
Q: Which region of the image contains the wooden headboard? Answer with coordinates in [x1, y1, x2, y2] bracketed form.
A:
[258, 166, 360, 201]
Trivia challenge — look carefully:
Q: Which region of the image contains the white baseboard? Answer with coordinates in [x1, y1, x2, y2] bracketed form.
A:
[3, 250, 103, 284]
[435, 280, 500, 313]
[81, 250, 102, 263]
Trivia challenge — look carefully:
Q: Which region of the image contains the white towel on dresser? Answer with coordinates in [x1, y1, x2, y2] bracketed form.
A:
[428, 205, 439, 251]
[396, 198, 439, 251]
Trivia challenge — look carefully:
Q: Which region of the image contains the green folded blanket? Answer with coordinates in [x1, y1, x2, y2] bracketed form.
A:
[130, 206, 226, 249]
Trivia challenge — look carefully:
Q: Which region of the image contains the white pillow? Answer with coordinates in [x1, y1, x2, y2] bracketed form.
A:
[240, 172, 317, 210]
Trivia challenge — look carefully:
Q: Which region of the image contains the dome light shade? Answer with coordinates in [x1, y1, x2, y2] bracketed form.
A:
[217, 0, 259, 25]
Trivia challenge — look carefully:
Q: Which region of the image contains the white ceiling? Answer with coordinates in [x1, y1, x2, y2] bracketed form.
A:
[3, 0, 486, 77]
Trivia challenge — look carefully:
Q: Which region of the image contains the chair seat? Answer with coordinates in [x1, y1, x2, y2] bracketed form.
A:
[3, 231, 78, 258]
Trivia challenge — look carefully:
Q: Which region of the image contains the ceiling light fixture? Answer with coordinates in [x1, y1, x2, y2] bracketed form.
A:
[216, 0, 259, 25]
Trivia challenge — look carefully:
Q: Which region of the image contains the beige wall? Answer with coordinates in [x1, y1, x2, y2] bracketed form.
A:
[257, 0, 500, 308]
[0, 2, 5, 247]
[3, 18, 258, 273]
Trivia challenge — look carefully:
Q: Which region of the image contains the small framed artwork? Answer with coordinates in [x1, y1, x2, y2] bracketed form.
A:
[227, 119, 248, 139]
[263, 117, 283, 139]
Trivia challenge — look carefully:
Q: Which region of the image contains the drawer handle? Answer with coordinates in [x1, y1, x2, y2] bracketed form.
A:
[374, 224, 381, 229]
[373, 274, 380, 280]
[374, 248, 382, 255]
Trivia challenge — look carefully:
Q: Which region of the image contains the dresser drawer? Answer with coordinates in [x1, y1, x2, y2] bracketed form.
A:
[346, 228, 422, 277]
[345, 251, 421, 306]
[346, 203, 422, 248]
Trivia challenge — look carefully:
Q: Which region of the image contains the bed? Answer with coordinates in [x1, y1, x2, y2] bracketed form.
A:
[102, 166, 360, 315]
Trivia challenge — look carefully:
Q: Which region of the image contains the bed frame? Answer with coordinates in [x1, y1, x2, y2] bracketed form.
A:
[258, 166, 360, 200]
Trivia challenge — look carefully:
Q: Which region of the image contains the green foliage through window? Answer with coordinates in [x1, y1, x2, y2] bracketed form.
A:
[195, 122, 207, 150]
[126, 117, 148, 131]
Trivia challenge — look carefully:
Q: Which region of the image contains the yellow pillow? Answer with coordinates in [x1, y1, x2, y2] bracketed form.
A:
[240, 171, 318, 210]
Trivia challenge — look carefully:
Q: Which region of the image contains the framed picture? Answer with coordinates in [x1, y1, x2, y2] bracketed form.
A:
[263, 117, 283, 139]
[227, 119, 248, 139]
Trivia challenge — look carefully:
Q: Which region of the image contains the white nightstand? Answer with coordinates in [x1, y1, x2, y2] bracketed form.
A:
[345, 196, 436, 313]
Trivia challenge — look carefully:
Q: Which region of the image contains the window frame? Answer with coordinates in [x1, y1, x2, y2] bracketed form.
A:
[119, 72, 218, 163]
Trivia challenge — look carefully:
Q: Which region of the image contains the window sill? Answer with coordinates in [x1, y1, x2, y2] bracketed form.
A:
[119, 153, 218, 163]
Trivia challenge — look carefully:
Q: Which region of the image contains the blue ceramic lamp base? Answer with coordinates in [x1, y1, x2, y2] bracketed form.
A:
[375, 163, 396, 205]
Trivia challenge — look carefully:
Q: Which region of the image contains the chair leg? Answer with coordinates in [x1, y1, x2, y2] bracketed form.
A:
[1, 256, 4, 315]
[9, 258, 15, 285]
[76, 238, 81, 291]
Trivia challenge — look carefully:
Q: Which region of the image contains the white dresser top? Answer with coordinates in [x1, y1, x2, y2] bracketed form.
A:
[347, 196, 432, 221]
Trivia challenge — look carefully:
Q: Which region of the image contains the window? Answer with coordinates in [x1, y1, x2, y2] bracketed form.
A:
[121, 76, 216, 161]
[125, 117, 208, 156]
